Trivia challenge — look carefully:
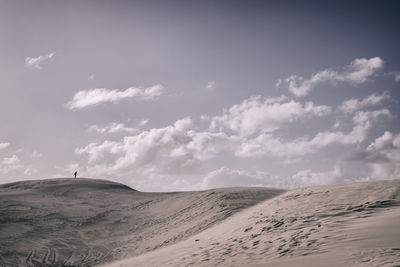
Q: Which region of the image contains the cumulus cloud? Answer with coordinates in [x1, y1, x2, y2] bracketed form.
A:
[236, 109, 391, 158]
[346, 131, 400, 179]
[76, 117, 239, 178]
[76, 105, 391, 188]
[75, 141, 123, 163]
[0, 155, 23, 175]
[289, 163, 345, 188]
[339, 91, 390, 114]
[1, 155, 20, 165]
[73, 84, 393, 191]
[210, 95, 331, 137]
[110, 117, 236, 170]
[24, 52, 55, 70]
[65, 84, 164, 110]
[0, 143, 10, 150]
[280, 57, 384, 97]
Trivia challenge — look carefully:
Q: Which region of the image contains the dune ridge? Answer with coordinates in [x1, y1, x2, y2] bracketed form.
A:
[105, 180, 400, 267]
[1, 178, 399, 266]
[0, 178, 283, 266]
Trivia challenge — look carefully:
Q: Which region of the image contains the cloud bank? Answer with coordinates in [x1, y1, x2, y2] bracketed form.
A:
[55, 55, 398, 191]
[210, 95, 331, 137]
[201, 164, 344, 190]
[347, 131, 400, 179]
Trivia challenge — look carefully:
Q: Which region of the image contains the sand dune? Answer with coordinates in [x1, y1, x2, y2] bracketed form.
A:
[1, 179, 399, 266]
[0, 178, 283, 266]
[105, 180, 400, 267]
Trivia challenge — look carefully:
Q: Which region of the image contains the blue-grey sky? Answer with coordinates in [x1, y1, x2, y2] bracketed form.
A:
[1, 0, 399, 191]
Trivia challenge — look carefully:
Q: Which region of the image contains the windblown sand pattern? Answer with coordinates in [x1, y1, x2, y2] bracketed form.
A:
[1, 178, 399, 266]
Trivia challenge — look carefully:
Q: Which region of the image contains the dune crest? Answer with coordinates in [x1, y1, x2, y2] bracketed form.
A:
[0, 178, 283, 266]
[105, 180, 400, 267]
[1, 178, 399, 266]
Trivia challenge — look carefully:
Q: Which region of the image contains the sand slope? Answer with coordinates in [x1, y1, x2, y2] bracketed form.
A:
[0, 178, 283, 266]
[105, 180, 400, 267]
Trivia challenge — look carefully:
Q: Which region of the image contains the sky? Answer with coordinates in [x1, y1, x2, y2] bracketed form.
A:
[0, 0, 399, 191]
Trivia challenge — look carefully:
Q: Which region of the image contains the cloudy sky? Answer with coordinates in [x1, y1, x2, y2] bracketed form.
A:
[1, 0, 399, 191]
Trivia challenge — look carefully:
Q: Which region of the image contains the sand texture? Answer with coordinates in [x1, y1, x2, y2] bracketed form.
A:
[1, 178, 399, 266]
[105, 180, 400, 267]
[0, 178, 283, 266]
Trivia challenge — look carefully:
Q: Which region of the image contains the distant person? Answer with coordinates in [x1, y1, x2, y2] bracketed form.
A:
[74, 171, 77, 179]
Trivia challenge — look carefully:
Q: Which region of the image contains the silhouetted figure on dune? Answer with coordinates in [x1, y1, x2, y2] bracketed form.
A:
[74, 171, 77, 179]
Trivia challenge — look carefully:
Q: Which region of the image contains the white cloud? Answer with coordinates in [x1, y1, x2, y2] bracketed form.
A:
[76, 106, 391, 188]
[65, 84, 164, 110]
[202, 165, 345, 190]
[210, 95, 331, 137]
[1, 155, 20, 165]
[76, 117, 239, 179]
[111, 117, 235, 169]
[174, 116, 193, 131]
[31, 151, 42, 158]
[387, 71, 400, 82]
[89, 74, 95, 81]
[23, 167, 35, 176]
[202, 167, 279, 189]
[0, 154, 24, 175]
[206, 81, 216, 90]
[281, 57, 384, 97]
[289, 164, 343, 188]
[24, 52, 56, 70]
[0, 143, 10, 150]
[53, 163, 80, 178]
[0, 163, 23, 174]
[72, 84, 392, 191]
[89, 123, 139, 135]
[236, 109, 391, 158]
[275, 79, 282, 88]
[200, 114, 210, 121]
[332, 120, 341, 129]
[339, 91, 390, 114]
[347, 131, 400, 179]
[182, 131, 238, 160]
[290, 169, 330, 187]
[138, 119, 149, 127]
[75, 141, 123, 163]
[89, 120, 149, 135]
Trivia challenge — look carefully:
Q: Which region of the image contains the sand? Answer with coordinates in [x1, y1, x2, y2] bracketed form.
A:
[105, 180, 400, 267]
[0, 178, 283, 266]
[1, 178, 399, 266]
